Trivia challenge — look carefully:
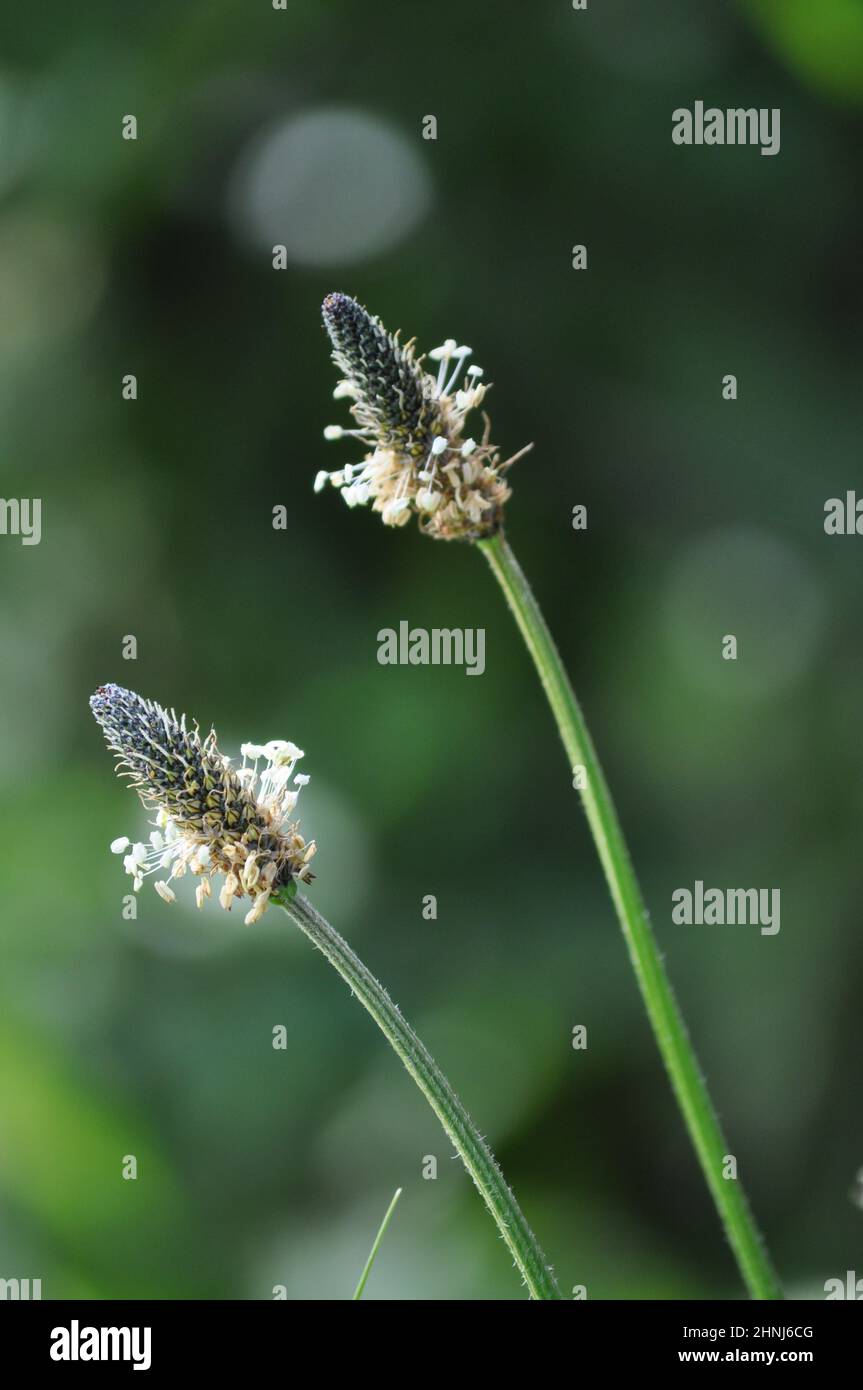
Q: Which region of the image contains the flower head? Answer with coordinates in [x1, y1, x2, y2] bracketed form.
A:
[316, 292, 532, 542]
[90, 684, 316, 925]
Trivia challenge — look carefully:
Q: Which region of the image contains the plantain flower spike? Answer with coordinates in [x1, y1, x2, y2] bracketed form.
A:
[90, 684, 316, 925]
[315, 292, 532, 541]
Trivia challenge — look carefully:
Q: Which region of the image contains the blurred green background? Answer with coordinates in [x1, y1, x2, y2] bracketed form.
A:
[1, 0, 862, 1300]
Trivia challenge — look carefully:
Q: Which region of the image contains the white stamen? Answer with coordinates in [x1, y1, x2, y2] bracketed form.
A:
[343, 481, 370, 507]
[244, 890, 271, 926]
[416, 488, 442, 513]
[263, 739, 303, 765]
[382, 497, 411, 523]
[428, 339, 457, 362]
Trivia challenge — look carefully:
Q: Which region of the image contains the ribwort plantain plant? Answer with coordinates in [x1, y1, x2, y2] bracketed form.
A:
[315, 292, 782, 1301]
[90, 683, 316, 923]
[315, 291, 531, 539]
[91, 683, 561, 1300]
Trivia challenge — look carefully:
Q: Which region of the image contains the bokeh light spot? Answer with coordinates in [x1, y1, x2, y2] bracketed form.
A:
[228, 106, 432, 267]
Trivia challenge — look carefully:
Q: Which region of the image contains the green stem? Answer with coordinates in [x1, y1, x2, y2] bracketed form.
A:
[353, 1187, 402, 1299]
[479, 530, 782, 1300]
[274, 884, 562, 1300]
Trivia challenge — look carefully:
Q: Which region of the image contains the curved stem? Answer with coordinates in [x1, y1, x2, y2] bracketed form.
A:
[274, 884, 562, 1300]
[479, 531, 781, 1301]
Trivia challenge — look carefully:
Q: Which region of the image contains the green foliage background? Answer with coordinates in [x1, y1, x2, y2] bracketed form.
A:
[1, 0, 862, 1298]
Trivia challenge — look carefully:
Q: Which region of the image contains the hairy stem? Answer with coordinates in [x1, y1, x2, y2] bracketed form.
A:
[274, 884, 562, 1300]
[479, 530, 781, 1300]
